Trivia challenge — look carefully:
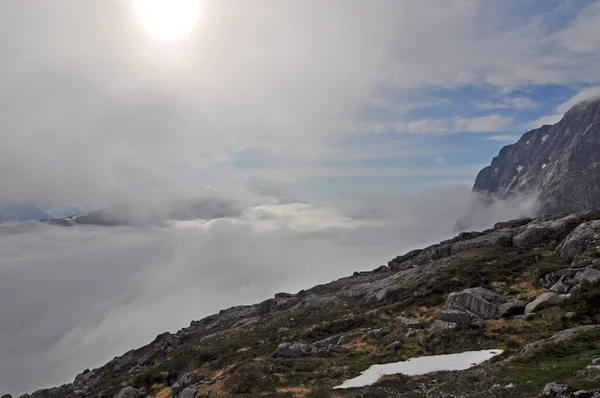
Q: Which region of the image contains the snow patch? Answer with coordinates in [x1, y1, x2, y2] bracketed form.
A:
[542, 164, 547, 170]
[526, 140, 530, 145]
[494, 168, 498, 173]
[516, 165, 523, 173]
[541, 134, 548, 143]
[334, 349, 504, 389]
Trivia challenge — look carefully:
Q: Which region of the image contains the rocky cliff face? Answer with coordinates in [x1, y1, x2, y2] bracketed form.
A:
[473, 97, 600, 215]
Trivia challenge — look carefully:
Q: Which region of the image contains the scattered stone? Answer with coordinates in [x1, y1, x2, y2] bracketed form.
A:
[446, 287, 504, 319]
[524, 292, 566, 314]
[366, 329, 383, 340]
[396, 316, 423, 330]
[430, 320, 457, 331]
[114, 387, 145, 398]
[541, 382, 574, 397]
[271, 335, 353, 358]
[550, 325, 599, 340]
[575, 268, 600, 284]
[498, 300, 528, 317]
[171, 373, 198, 397]
[593, 358, 600, 365]
[572, 259, 593, 268]
[327, 344, 350, 354]
[272, 343, 315, 357]
[551, 280, 572, 294]
[313, 335, 343, 349]
[177, 386, 199, 398]
[405, 329, 427, 337]
[386, 341, 402, 352]
[438, 309, 485, 327]
[555, 268, 581, 278]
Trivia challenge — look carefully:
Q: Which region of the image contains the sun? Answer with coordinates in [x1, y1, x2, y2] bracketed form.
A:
[133, 0, 201, 41]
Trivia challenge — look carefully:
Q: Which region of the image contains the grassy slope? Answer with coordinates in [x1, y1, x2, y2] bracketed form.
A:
[47, 214, 600, 398]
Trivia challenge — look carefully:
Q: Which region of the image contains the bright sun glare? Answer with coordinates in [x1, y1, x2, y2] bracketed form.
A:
[133, 0, 201, 41]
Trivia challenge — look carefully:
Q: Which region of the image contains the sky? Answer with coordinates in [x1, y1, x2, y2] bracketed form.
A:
[1, 0, 600, 204]
[1, 0, 600, 395]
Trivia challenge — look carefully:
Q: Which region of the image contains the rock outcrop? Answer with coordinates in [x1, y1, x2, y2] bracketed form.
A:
[114, 387, 145, 398]
[446, 287, 504, 319]
[555, 220, 600, 260]
[472, 97, 600, 215]
[525, 292, 566, 315]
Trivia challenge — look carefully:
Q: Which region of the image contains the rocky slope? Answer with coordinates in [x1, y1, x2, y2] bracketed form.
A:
[473, 97, 600, 215]
[8, 211, 600, 398]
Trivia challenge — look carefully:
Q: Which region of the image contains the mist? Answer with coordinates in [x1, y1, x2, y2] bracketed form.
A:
[0, 189, 538, 395]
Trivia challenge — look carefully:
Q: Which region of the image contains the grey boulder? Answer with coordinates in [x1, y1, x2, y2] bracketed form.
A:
[446, 287, 504, 319]
[575, 268, 600, 284]
[114, 387, 145, 398]
[498, 300, 528, 317]
[177, 386, 199, 398]
[386, 341, 402, 352]
[555, 220, 600, 260]
[272, 343, 315, 357]
[437, 309, 485, 327]
[551, 325, 599, 340]
[396, 316, 423, 330]
[550, 280, 573, 294]
[430, 320, 457, 331]
[525, 292, 566, 314]
[541, 382, 574, 397]
[171, 373, 198, 397]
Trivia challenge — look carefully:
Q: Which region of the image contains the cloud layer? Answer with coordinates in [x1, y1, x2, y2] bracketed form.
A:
[0, 190, 539, 395]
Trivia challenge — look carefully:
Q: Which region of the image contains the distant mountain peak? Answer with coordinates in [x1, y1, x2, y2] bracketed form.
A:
[473, 98, 600, 215]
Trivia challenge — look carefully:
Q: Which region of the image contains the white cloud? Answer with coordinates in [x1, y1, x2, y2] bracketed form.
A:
[237, 164, 486, 181]
[527, 85, 600, 128]
[486, 135, 520, 142]
[557, 1, 600, 53]
[436, 156, 446, 164]
[475, 96, 535, 110]
[364, 115, 513, 135]
[556, 86, 600, 113]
